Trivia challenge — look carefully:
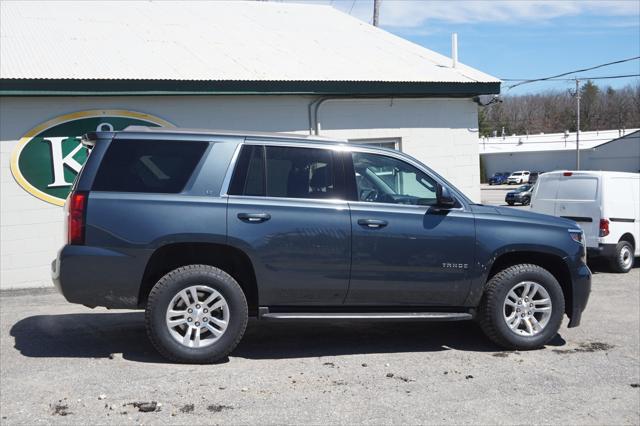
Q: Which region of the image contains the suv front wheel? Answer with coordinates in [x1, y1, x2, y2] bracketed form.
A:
[478, 264, 565, 350]
[145, 265, 248, 363]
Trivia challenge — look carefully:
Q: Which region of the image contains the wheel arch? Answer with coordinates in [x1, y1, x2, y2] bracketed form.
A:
[619, 232, 635, 248]
[485, 251, 573, 318]
[138, 242, 259, 315]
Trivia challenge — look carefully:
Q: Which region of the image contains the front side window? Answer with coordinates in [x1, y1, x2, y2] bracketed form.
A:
[228, 145, 341, 199]
[351, 152, 438, 205]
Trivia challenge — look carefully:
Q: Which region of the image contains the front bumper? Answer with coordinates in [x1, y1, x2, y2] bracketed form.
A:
[505, 195, 525, 203]
[566, 260, 592, 328]
[52, 245, 150, 309]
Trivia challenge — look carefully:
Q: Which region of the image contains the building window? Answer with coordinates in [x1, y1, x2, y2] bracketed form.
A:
[349, 137, 400, 151]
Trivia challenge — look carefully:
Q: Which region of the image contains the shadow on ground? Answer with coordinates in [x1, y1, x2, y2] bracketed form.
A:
[588, 258, 639, 274]
[9, 312, 566, 363]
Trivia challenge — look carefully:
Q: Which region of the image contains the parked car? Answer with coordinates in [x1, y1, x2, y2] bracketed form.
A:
[488, 172, 511, 185]
[52, 127, 591, 363]
[529, 171, 542, 185]
[531, 171, 639, 273]
[507, 171, 531, 184]
[505, 184, 533, 206]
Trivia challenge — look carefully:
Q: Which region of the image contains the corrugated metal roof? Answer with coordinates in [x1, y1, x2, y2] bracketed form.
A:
[479, 129, 640, 154]
[0, 1, 499, 84]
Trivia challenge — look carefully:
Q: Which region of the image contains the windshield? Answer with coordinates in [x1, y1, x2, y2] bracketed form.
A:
[511, 172, 522, 176]
[516, 184, 532, 192]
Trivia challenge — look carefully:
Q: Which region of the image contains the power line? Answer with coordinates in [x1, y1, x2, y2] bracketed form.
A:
[505, 56, 640, 90]
[502, 74, 640, 82]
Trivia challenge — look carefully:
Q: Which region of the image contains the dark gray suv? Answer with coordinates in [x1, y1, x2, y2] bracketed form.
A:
[52, 127, 591, 363]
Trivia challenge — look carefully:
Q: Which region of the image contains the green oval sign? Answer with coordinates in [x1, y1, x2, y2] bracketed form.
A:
[11, 110, 173, 206]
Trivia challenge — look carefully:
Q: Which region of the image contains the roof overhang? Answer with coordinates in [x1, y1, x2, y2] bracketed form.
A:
[0, 79, 500, 97]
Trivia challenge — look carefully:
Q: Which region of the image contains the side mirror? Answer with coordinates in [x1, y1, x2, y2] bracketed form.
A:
[436, 185, 456, 208]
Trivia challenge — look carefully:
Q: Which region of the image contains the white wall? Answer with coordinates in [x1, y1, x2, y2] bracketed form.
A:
[481, 133, 640, 179]
[481, 151, 576, 178]
[587, 133, 640, 172]
[0, 95, 480, 289]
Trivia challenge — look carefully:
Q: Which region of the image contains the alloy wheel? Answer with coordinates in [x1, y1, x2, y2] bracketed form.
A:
[503, 281, 552, 337]
[165, 285, 230, 348]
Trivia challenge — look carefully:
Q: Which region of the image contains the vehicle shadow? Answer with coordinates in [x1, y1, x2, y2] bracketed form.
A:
[9, 312, 566, 363]
[588, 257, 639, 274]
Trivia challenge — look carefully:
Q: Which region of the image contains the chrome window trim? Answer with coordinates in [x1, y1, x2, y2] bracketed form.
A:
[227, 194, 349, 205]
[347, 200, 465, 212]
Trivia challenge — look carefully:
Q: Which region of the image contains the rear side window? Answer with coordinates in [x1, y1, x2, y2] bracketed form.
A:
[92, 140, 207, 193]
[228, 144, 342, 199]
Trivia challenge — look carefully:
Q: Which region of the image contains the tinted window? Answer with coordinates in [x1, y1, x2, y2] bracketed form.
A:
[93, 140, 207, 193]
[228, 145, 341, 199]
[266, 146, 337, 199]
[228, 145, 265, 196]
[351, 152, 438, 205]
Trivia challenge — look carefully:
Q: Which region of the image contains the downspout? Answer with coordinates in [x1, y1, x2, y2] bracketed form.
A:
[311, 96, 391, 136]
[309, 95, 446, 137]
[307, 96, 334, 136]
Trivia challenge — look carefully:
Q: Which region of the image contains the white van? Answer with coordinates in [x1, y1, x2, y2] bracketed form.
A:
[507, 171, 531, 185]
[530, 171, 639, 273]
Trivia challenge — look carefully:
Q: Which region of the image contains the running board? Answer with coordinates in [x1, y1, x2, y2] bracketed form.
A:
[258, 309, 472, 321]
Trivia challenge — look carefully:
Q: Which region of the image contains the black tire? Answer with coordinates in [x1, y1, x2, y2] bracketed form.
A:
[478, 264, 565, 350]
[507, 201, 514, 206]
[609, 241, 634, 273]
[522, 197, 530, 206]
[145, 265, 248, 363]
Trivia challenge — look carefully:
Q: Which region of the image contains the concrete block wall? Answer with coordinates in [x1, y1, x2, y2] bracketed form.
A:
[0, 95, 480, 289]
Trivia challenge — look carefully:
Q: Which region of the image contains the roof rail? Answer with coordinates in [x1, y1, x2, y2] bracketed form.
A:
[121, 125, 346, 142]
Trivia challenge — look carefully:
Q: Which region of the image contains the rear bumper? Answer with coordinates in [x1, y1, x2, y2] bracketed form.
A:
[566, 260, 592, 328]
[52, 245, 150, 309]
[587, 243, 617, 259]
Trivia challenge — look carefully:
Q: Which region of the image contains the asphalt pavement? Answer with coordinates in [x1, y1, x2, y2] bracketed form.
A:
[480, 183, 529, 208]
[0, 188, 638, 425]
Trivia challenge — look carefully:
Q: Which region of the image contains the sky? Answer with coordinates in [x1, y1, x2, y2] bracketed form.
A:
[293, 0, 640, 95]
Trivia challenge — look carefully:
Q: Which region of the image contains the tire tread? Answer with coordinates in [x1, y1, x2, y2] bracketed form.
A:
[478, 263, 562, 350]
[145, 264, 248, 363]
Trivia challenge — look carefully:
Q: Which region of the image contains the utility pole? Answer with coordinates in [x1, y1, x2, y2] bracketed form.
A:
[373, 0, 380, 26]
[575, 78, 581, 170]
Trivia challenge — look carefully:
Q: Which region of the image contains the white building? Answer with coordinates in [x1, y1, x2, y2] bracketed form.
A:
[0, 1, 499, 289]
[480, 129, 640, 179]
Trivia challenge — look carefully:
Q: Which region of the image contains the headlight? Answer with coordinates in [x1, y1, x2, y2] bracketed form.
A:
[568, 229, 585, 245]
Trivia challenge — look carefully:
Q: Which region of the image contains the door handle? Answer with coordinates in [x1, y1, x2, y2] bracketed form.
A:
[237, 212, 271, 223]
[357, 219, 388, 229]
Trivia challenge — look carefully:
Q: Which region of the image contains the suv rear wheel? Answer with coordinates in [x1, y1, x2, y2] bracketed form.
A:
[145, 265, 248, 363]
[478, 264, 564, 350]
[610, 240, 634, 273]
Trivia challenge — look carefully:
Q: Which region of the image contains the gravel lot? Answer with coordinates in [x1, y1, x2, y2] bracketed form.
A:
[1, 188, 638, 425]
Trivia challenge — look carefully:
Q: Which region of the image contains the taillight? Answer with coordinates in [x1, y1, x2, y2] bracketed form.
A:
[599, 218, 610, 237]
[67, 191, 88, 245]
